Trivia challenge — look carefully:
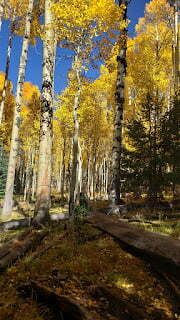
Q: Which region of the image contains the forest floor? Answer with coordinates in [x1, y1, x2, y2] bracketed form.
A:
[0, 200, 179, 320]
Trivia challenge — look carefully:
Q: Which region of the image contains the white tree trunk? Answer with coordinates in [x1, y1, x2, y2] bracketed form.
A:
[69, 57, 82, 216]
[24, 150, 32, 202]
[111, 0, 127, 205]
[174, 0, 179, 92]
[0, 0, 5, 33]
[2, 0, 34, 217]
[34, 0, 55, 224]
[0, 17, 15, 123]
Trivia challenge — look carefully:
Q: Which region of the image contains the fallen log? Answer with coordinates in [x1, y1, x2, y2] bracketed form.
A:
[18, 281, 93, 320]
[86, 213, 180, 278]
[0, 218, 32, 231]
[0, 230, 48, 271]
[0, 229, 31, 260]
[0, 213, 69, 231]
[90, 285, 151, 320]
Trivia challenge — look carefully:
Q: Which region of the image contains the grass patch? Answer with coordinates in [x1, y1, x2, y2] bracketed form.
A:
[132, 220, 180, 238]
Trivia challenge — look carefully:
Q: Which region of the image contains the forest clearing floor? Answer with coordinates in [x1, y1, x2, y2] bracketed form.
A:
[0, 218, 180, 320]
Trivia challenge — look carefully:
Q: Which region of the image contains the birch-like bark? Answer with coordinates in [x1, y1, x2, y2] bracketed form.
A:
[111, 0, 128, 205]
[87, 157, 90, 197]
[69, 56, 81, 216]
[61, 138, 66, 201]
[58, 158, 62, 192]
[24, 151, 32, 202]
[174, 0, 179, 93]
[34, 0, 55, 224]
[0, 0, 5, 33]
[0, 17, 15, 124]
[2, 0, 34, 217]
[32, 156, 37, 202]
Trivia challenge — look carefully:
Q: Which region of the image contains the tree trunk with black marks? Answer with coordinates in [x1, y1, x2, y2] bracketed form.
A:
[24, 150, 32, 202]
[33, 0, 55, 225]
[69, 55, 82, 216]
[111, 0, 128, 205]
[0, 17, 15, 123]
[0, 0, 5, 33]
[2, 0, 34, 218]
[61, 138, 66, 201]
[173, 0, 179, 93]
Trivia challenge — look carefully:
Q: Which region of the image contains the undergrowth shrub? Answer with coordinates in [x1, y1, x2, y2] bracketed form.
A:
[74, 205, 89, 225]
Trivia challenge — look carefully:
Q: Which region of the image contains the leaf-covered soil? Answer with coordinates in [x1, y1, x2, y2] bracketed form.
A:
[0, 222, 179, 320]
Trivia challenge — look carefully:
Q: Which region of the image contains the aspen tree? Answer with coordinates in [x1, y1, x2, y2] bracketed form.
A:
[69, 51, 82, 216]
[172, 0, 180, 92]
[0, 0, 5, 32]
[33, 0, 56, 224]
[2, 0, 34, 217]
[112, 0, 128, 205]
[0, 16, 15, 123]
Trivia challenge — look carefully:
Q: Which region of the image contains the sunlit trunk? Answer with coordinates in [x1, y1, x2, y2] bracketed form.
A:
[31, 149, 37, 201]
[0, 17, 15, 124]
[111, 0, 128, 205]
[2, 0, 34, 217]
[69, 58, 81, 216]
[0, 0, 5, 33]
[34, 0, 56, 224]
[173, 0, 179, 93]
[61, 138, 66, 201]
[24, 150, 32, 202]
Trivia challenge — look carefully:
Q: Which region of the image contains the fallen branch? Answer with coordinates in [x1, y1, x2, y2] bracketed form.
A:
[0, 230, 48, 271]
[18, 281, 93, 320]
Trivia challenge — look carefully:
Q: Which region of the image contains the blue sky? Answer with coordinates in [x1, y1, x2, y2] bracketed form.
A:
[0, 0, 150, 95]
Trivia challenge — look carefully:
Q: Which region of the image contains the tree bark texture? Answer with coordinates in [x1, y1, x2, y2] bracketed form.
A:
[34, 0, 55, 224]
[0, 17, 15, 123]
[24, 150, 33, 202]
[0, 0, 5, 33]
[111, 0, 128, 205]
[2, 0, 34, 218]
[173, 0, 180, 93]
[69, 56, 82, 216]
